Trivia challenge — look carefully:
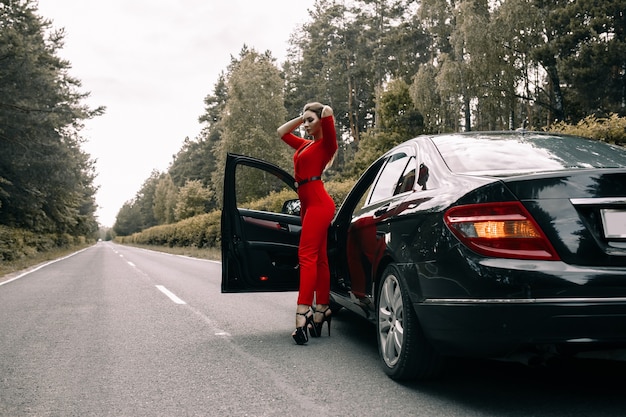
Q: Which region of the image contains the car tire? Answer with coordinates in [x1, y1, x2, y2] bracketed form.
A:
[376, 263, 443, 380]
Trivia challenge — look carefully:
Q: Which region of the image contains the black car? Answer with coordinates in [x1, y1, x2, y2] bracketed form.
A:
[221, 131, 626, 380]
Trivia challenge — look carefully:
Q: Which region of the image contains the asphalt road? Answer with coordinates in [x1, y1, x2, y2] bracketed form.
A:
[1, 242, 625, 417]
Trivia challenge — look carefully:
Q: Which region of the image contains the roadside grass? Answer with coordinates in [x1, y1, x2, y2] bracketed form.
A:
[122, 243, 221, 261]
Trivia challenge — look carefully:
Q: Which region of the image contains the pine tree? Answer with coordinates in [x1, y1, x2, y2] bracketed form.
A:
[0, 0, 103, 234]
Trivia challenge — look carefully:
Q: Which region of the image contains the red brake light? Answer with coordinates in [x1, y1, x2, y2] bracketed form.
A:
[444, 202, 560, 260]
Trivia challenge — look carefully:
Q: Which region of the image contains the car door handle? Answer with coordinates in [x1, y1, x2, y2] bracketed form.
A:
[278, 223, 302, 233]
[374, 204, 390, 217]
[375, 201, 403, 217]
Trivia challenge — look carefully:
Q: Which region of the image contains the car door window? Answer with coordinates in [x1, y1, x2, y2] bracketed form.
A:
[234, 164, 298, 213]
[393, 157, 417, 195]
[367, 150, 412, 205]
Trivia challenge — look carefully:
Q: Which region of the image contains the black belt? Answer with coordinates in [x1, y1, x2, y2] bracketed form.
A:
[295, 176, 321, 188]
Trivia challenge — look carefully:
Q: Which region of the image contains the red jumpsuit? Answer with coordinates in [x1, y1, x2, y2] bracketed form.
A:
[281, 116, 338, 305]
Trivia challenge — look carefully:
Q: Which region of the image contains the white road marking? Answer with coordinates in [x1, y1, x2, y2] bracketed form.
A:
[155, 285, 186, 305]
[127, 262, 136, 267]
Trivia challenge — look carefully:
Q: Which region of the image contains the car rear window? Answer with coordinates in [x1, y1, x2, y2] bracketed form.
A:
[432, 133, 626, 176]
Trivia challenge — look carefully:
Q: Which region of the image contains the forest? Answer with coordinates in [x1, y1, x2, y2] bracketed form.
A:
[1, 0, 625, 249]
[113, 0, 626, 237]
[1, 0, 103, 263]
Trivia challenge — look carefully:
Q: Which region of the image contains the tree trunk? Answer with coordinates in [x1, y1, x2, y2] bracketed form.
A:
[546, 65, 564, 123]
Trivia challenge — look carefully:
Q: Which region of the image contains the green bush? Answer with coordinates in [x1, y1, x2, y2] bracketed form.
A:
[118, 178, 358, 250]
[0, 225, 88, 263]
[325, 179, 357, 208]
[227, 178, 353, 213]
[548, 113, 626, 146]
[0, 226, 24, 261]
[118, 211, 222, 249]
[245, 189, 296, 212]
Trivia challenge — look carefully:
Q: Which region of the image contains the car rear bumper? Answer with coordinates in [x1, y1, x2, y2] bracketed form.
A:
[415, 297, 626, 358]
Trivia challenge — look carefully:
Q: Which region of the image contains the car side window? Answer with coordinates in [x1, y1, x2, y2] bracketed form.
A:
[367, 149, 412, 205]
[234, 164, 298, 214]
[393, 156, 417, 195]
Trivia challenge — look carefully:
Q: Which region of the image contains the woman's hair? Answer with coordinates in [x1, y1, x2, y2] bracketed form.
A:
[303, 102, 324, 119]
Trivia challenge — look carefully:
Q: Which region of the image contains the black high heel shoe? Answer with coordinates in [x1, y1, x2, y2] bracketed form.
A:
[311, 306, 332, 337]
[292, 309, 313, 345]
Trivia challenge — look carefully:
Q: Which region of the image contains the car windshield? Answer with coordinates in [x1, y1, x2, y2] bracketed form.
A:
[433, 132, 626, 176]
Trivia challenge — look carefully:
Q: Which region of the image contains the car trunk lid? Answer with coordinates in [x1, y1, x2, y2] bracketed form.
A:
[502, 170, 626, 267]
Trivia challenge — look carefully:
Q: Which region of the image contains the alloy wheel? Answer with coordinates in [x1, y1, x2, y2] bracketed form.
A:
[378, 272, 404, 367]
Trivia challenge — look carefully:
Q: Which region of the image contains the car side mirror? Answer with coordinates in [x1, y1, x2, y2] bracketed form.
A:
[281, 198, 301, 216]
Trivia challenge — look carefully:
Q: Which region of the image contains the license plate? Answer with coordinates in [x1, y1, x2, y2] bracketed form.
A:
[601, 209, 626, 238]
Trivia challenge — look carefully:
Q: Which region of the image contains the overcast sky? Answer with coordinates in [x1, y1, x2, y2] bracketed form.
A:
[36, 0, 316, 227]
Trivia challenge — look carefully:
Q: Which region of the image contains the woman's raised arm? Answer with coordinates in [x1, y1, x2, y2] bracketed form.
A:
[277, 116, 303, 139]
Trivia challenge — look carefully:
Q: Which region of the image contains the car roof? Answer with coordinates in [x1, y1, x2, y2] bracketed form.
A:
[398, 131, 626, 176]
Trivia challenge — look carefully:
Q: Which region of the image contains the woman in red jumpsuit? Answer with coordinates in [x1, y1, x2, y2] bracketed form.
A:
[277, 102, 337, 345]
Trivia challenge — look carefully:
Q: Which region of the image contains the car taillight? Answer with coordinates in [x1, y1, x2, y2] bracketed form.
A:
[444, 202, 560, 260]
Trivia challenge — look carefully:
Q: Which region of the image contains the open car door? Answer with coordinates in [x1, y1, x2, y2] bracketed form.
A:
[221, 153, 301, 292]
